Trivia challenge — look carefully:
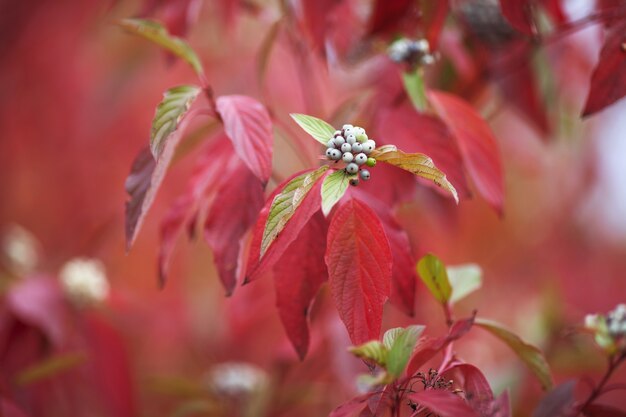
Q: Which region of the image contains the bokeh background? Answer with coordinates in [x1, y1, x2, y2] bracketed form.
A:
[1, 0, 625, 416]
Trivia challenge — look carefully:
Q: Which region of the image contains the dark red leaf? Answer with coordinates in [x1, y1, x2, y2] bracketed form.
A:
[428, 90, 505, 214]
[216, 95, 273, 184]
[584, 404, 626, 417]
[490, 391, 512, 417]
[245, 169, 327, 283]
[447, 364, 494, 414]
[274, 212, 328, 360]
[291, 0, 342, 51]
[408, 390, 478, 417]
[582, 22, 626, 116]
[158, 138, 234, 286]
[499, 0, 534, 35]
[422, 0, 451, 49]
[325, 198, 392, 345]
[329, 393, 373, 417]
[204, 161, 265, 295]
[367, 0, 414, 36]
[532, 380, 576, 417]
[406, 316, 475, 375]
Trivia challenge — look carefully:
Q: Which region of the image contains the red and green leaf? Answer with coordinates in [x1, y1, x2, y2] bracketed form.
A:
[325, 198, 392, 344]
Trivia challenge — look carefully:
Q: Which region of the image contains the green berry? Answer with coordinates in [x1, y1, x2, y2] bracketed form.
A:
[366, 158, 376, 167]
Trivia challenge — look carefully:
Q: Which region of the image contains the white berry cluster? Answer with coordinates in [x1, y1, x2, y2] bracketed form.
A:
[387, 38, 436, 68]
[59, 257, 109, 307]
[585, 303, 626, 353]
[325, 124, 377, 186]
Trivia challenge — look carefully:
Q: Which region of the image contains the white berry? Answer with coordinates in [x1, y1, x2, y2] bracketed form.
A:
[346, 163, 358, 174]
[342, 152, 354, 163]
[360, 169, 371, 180]
[334, 136, 345, 146]
[342, 124, 353, 130]
[328, 149, 342, 160]
[354, 153, 367, 165]
[343, 127, 354, 137]
[352, 143, 363, 153]
[327, 140, 336, 149]
[346, 134, 357, 145]
[341, 143, 352, 153]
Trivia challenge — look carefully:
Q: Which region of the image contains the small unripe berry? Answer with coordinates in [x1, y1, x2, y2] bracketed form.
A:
[334, 136, 345, 146]
[360, 169, 371, 180]
[349, 178, 360, 186]
[346, 134, 357, 145]
[352, 143, 363, 153]
[341, 143, 352, 153]
[354, 153, 367, 165]
[342, 152, 354, 163]
[346, 163, 358, 174]
[356, 133, 368, 143]
[366, 157, 376, 167]
[327, 148, 342, 160]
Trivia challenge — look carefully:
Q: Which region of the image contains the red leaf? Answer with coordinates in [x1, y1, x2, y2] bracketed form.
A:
[533, 380, 576, 417]
[447, 364, 494, 414]
[376, 105, 471, 200]
[499, 0, 534, 35]
[406, 316, 474, 375]
[584, 404, 626, 417]
[6, 277, 66, 347]
[158, 138, 234, 286]
[325, 198, 392, 345]
[291, 0, 342, 51]
[490, 391, 512, 417]
[582, 22, 626, 116]
[367, 0, 414, 36]
[428, 90, 504, 213]
[83, 313, 136, 417]
[273, 212, 328, 360]
[384, 218, 416, 316]
[329, 393, 372, 417]
[245, 169, 327, 283]
[422, 0, 450, 49]
[0, 398, 30, 417]
[204, 161, 265, 295]
[408, 390, 478, 417]
[216, 95, 273, 184]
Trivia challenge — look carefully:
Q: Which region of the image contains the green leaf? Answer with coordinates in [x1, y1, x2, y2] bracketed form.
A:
[119, 18, 204, 76]
[387, 325, 424, 377]
[16, 352, 87, 385]
[383, 327, 403, 350]
[151, 85, 202, 159]
[417, 253, 452, 304]
[402, 70, 427, 112]
[321, 170, 353, 216]
[348, 340, 388, 367]
[370, 145, 458, 203]
[448, 264, 483, 304]
[290, 113, 336, 145]
[475, 318, 553, 390]
[261, 166, 329, 257]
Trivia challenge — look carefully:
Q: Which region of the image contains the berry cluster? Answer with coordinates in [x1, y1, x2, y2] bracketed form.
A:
[387, 38, 436, 68]
[607, 304, 626, 338]
[325, 124, 377, 186]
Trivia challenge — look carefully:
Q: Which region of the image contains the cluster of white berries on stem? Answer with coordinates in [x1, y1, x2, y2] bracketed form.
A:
[325, 124, 377, 186]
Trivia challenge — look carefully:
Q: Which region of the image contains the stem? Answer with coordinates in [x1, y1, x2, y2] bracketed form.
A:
[578, 351, 626, 414]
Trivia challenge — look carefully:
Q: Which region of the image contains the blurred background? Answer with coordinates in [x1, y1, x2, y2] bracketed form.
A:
[1, 0, 625, 416]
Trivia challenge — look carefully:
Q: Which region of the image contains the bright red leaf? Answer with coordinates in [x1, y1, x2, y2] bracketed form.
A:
[428, 90, 505, 213]
[325, 198, 392, 345]
[204, 161, 265, 295]
[273, 212, 328, 360]
[216, 95, 273, 184]
[582, 21, 626, 116]
[499, 0, 534, 35]
[245, 169, 327, 283]
[367, 0, 414, 36]
[448, 364, 494, 415]
[328, 393, 372, 417]
[408, 390, 478, 417]
[384, 218, 417, 317]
